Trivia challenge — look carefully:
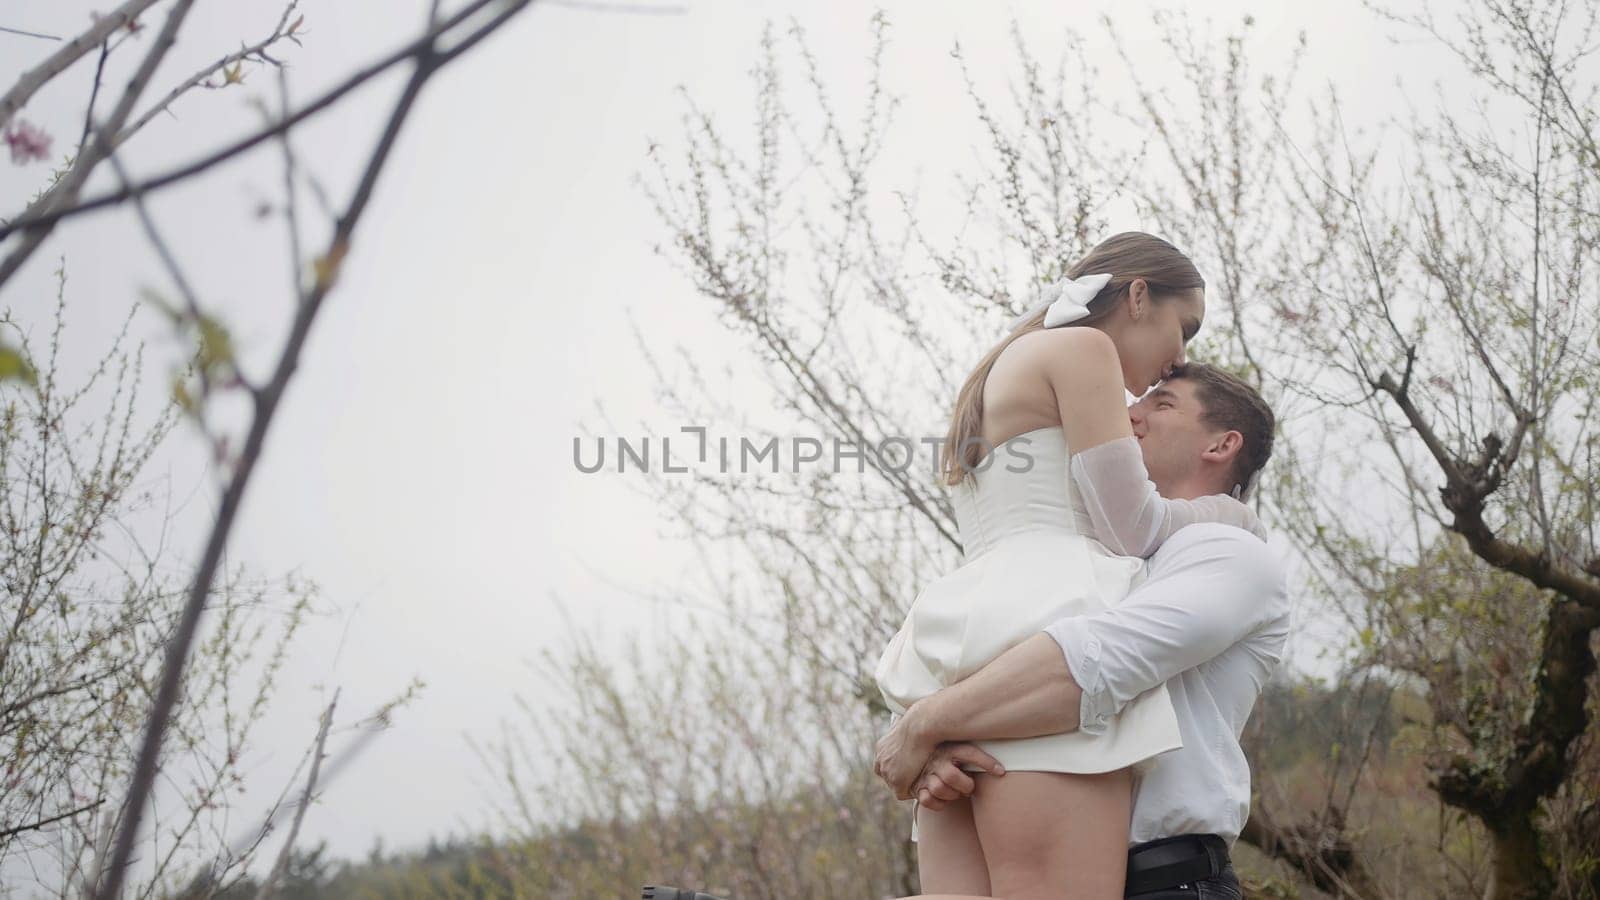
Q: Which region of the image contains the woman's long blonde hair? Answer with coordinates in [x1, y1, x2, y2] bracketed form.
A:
[939, 232, 1205, 486]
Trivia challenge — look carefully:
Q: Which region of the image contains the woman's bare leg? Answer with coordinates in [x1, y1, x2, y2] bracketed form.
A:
[914, 795, 992, 897]
[969, 770, 1132, 900]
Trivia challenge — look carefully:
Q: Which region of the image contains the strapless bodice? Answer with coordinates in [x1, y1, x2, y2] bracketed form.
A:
[951, 426, 1099, 557]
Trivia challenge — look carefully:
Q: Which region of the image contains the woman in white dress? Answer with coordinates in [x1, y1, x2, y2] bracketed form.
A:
[873, 232, 1262, 899]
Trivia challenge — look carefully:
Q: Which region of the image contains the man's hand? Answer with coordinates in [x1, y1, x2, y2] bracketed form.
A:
[874, 702, 1007, 802]
[910, 742, 1005, 811]
[873, 708, 939, 800]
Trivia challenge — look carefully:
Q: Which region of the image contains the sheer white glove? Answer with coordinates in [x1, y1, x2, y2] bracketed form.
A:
[1070, 435, 1265, 557]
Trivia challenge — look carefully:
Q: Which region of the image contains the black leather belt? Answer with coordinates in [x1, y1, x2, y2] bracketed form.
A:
[1125, 833, 1228, 895]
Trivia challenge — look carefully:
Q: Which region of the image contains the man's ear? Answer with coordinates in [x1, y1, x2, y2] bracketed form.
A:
[1203, 430, 1244, 462]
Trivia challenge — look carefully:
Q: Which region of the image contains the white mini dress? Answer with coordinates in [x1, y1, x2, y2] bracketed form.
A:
[874, 426, 1182, 779]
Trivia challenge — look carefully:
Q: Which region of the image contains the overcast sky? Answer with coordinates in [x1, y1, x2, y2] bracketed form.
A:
[0, 0, 1462, 876]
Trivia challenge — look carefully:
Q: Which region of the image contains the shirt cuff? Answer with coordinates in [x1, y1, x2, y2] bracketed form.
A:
[1042, 619, 1117, 736]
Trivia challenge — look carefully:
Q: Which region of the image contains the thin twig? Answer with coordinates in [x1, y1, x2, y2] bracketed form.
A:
[254, 692, 337, 900]
[101, 147, 203, 316]
[76, 40, 112, 159]
[101, 141, 229, 408]
[0, 25, 64, 41]
[0, 798, 105, 840]
[276, 68, 306, 306]
[116, 1, 304, 146]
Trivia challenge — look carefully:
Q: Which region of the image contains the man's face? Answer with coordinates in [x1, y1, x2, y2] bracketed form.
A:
[1128, 378, 1223, 499]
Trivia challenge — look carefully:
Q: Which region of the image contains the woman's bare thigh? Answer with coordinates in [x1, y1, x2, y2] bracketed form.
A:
[969, 770, 1133, 900]
[914, 797, 992, 897]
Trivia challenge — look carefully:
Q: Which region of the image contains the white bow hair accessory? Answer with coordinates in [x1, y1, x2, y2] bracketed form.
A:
[1008, 272, 1114, 331]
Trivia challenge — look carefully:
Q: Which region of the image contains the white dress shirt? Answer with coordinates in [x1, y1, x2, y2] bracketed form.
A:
[1044, 522, 1290, 847]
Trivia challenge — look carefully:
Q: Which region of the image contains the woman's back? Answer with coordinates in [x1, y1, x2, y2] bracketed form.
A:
[968, 327, 1092, 456]
[949, 425, 1098, 558]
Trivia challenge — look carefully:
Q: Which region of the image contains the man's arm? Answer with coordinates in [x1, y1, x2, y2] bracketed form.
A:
[1047, 524, 1284, 735]
[906, 524, 1283, 748]
[873, 631, 1075, 801]
[899, 631, 1083, 750]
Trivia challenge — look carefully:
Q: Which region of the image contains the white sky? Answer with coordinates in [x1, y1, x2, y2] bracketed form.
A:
[0, 0, 1464, 877]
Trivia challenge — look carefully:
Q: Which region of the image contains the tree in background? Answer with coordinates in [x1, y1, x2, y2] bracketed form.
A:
[0, 278, 318, 897]
[1120, 1, 1600, 894]
[1, 1, 530, 894]
[1255, 1, 1600, 893]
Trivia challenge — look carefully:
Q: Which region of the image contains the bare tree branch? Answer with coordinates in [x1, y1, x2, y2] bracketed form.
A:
[0, 0, 163, 133]
[0, 0, 498, 247]
[89, 3, 535, 896]
[115, 1, 305, 146]
[0, 0, 200, 288]
[254, 692, 337, 900]
[0, 798, 105, 842]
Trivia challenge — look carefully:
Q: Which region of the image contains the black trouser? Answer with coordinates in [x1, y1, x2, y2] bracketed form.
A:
[643, 833, 1241, 900]
[1124, 834, 1240, 899]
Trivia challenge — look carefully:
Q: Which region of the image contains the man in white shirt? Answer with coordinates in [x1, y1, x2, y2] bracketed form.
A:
[872, 363, 1289, 899]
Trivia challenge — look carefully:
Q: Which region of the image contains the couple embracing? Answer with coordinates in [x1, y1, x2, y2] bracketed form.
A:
[871, 231, 1289, 899]
[645, 232, 1288, 900]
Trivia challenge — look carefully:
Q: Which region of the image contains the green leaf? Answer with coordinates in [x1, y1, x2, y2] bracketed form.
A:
[0, 342, 37, 386]
[196, 314, 234, 373]
[172, 375, 195, 413]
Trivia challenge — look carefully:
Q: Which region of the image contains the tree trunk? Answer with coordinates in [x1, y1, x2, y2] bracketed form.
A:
[1486, 810, 1552, 900]
[1433, 598, 1600, 899]
[1239, 805, 1373, 896]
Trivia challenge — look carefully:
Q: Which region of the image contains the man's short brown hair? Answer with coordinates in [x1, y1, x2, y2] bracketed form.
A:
[1167, 363, 1275, 498]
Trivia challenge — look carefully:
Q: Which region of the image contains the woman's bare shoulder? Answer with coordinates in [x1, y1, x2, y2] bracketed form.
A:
[985, 328, 1124, 437]
[1001, 327, 1120, 380]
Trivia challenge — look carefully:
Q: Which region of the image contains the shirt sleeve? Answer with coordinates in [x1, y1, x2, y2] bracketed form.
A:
[1043, 523, 1287, 735]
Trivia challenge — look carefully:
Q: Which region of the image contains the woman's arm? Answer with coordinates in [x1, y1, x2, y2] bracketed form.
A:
[1070, 437, 1263, 556]
[1042, 329, 1261, 557]
[1040, 327, 1135, 452]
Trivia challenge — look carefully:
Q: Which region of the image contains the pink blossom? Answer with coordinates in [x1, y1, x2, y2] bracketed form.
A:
[4, 119, 52, 165]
